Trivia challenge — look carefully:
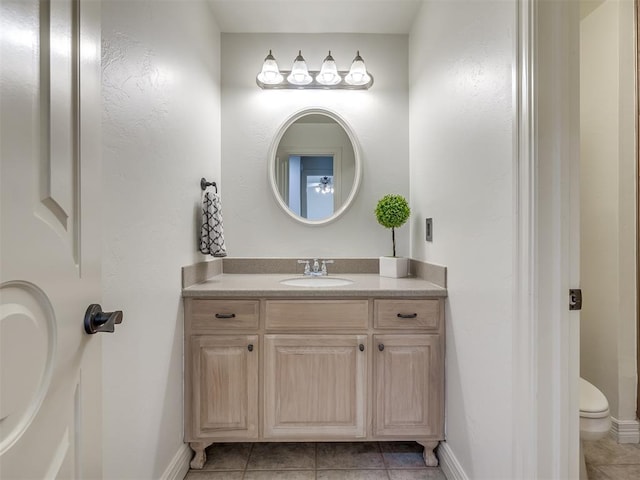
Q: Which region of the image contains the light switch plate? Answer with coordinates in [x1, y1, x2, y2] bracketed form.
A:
[426, 218, 433, 242]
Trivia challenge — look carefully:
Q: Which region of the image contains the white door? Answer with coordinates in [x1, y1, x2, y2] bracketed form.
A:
[536, 2, 581, 478]
[515, 1, 581, 478]
[0, 0, 104, 478]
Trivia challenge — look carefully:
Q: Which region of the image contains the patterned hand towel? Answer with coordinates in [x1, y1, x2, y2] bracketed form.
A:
[199, 188, 227, 257]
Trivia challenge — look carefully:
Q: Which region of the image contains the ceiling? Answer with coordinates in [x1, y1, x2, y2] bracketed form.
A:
[207, 0, 424, 34]
[208, 0, 610, 33]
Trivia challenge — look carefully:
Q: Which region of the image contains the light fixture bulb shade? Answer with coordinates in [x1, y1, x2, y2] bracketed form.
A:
[257, 50, 283, 85]
[345, 50, 371, 86]
[287, 50, 312, 86]
[316, 51, 341, 86]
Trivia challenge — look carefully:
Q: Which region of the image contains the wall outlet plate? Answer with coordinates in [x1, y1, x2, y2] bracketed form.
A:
[426, 218, 433, 242]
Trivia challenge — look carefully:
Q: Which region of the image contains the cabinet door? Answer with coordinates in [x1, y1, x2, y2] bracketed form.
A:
[264, 335, 367, 439]
[373, 335, 443, 438]
[191, 335, 259, 439]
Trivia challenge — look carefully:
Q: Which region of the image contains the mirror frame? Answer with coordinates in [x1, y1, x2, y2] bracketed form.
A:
[268, 107, 363, 226]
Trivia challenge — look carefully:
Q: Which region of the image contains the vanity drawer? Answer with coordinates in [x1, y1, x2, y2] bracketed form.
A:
[374, 299, 440, 330]
[265, 300, 369, 330]
[189, 299, 259, 332]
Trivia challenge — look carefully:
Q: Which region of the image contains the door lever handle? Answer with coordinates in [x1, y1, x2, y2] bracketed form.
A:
[84, 304, 123, 334]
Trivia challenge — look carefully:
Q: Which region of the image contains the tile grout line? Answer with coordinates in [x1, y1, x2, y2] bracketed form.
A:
[242, 443, 253, 479]
[380, 441, 393, 480]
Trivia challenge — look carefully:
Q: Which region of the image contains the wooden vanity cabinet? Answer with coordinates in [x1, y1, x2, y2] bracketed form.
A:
[190, 335, 259, 439]
[184, 299, 260, 468]
[371, 298, 444, 466]
[264, 334, 367, 439]
[373, 334, 442, 437]
[263, 299, 369, 440]
[372, 299, 444, 441]
[184, 296, 444, 469]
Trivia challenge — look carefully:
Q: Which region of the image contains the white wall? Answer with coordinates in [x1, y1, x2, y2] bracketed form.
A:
[409, 1, 515, 478]
[221, 33, 409, 258]
[101, 1, 221, 478]
[580, 0, 637, 424]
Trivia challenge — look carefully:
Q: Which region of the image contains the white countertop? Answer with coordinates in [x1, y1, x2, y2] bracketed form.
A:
[182, 273, 447, 298]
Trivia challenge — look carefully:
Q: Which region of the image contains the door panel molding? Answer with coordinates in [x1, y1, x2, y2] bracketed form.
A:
[36, 0, 80, 265]
[0, 281, 57, 455]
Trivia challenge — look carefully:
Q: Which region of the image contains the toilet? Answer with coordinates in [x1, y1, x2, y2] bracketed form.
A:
[579, 377, 611, 479]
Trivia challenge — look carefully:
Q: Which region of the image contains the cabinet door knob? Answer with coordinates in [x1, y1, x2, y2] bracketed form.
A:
[215, 313, 236, 319]
[378, 344, 384, 352]
[247, 344, 254, 352]
[397, 313, 418, 319]
[359, 344, 365, 352]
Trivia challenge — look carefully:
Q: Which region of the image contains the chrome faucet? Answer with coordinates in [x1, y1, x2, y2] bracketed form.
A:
[297, 259, 334, 276]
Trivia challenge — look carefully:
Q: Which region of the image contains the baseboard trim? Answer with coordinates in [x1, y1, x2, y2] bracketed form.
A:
[437, 441, 469, 480]
[161, 443, 192, 480]
[610, 416, 640, 444]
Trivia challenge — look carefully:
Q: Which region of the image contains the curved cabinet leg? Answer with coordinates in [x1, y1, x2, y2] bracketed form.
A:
[189, 441, 213, 469]
[417, 440, 440, 467]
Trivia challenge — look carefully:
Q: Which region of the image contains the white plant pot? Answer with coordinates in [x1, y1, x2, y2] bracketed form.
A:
[379, 256, 409, 278]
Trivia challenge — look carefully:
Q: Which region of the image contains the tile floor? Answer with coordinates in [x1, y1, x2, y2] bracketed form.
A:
[584, 435, 640, 480]
[183, 442, 446, 480]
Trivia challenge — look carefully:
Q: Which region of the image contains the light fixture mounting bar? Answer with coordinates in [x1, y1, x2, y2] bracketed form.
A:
[257, 71, 374, 90]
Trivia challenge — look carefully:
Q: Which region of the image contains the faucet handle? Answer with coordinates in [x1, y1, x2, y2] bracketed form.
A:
[321, 259, 334, 275]
[297, 259, 310, 275]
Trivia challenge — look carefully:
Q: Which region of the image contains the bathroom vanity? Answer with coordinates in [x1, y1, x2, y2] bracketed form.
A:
[182, 269, 446, 469]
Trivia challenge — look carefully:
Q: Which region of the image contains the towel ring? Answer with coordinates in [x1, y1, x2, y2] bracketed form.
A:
[200, 178, 217, 192]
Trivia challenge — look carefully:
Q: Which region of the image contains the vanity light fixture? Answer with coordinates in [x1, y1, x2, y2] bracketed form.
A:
[256, 50, 373, 90]
[317, 51, 341, 86]
[287, 50, 313, 86]
[344, 51, 372, 86]
[256, 50, 283, 85]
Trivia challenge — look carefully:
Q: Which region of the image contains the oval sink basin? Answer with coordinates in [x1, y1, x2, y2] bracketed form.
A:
[280, 277, 354, 287]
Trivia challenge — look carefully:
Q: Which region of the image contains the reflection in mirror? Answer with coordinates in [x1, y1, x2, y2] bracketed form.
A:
[270, 110, 360, 225]
[276, 155, 335, 220]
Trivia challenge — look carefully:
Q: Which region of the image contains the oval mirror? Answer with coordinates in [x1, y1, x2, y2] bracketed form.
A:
[268, 108, 362, 225]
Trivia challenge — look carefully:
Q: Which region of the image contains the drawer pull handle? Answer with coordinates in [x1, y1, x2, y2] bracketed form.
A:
[248, 344, 254, 352]
[397, 313, 418, 319]
[359, 344, 365, 352]
[215, 313, 236, 319]
[378, 344, 385, 352]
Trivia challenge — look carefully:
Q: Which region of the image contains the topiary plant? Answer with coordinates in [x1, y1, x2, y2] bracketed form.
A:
[375, 194, 411, 257]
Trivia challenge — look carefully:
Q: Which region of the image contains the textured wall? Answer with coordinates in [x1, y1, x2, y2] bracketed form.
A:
[580, 0, 637, 424]
[220, 33, 410, 258]
[409, 1, 515, 477]
[101, 1, 221, 478]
